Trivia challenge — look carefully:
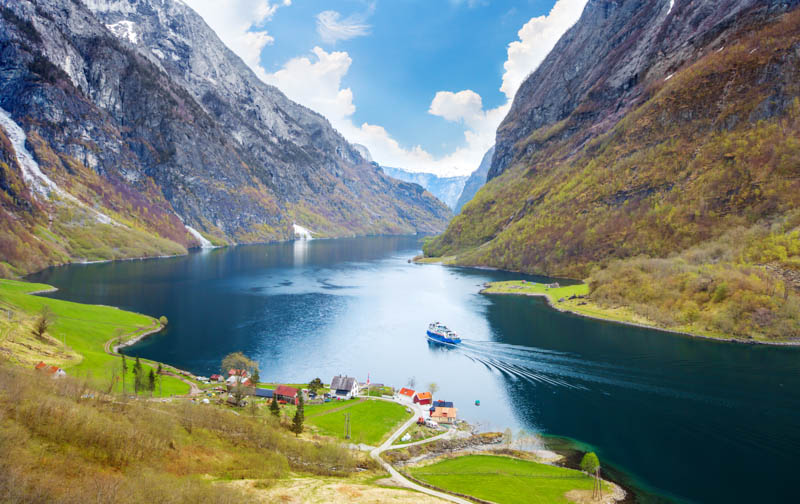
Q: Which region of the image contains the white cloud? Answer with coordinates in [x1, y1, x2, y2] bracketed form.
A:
[262, 47, 356, 122]
[183, 0, 287, 79]
[501, 0, 588, 100]
[185, 0, 587, 177]
[316, 10, 371, 44]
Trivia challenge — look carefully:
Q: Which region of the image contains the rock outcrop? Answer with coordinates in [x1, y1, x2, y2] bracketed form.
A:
[454, 145, 494, 214]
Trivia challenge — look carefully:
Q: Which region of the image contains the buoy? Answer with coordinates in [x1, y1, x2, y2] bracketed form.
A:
[475, 399, 481, 406]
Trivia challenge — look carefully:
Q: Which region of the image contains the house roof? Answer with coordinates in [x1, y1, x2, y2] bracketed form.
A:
[255, 388, 274, 398]
[35, 361, 47, 370]
[431, 407, 457, 418]
[275, 385, 298, 397]
[433, 400, 454, 408]
[46, 366, 61, 374]
[398, 388, 415, 397]
[330, 375, 357, 391]
[210, 374, 222, 380]
[228, 369, 247, 376]
[415, 391, 432, 400]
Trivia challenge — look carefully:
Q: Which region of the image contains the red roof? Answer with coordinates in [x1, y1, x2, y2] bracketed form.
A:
[46, 366, 61, 374]
[415, 391, 432, 400]
[274, 385, 298, 397]
[398, 387, 415, 397]
[210, 374, 222, 380]
[242, 378, 253, 387]
[35, 361, 47, 370]
[228, 369, 247, 376]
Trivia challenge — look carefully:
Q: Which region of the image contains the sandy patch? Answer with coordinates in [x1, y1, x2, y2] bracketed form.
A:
[231, 476, 448, 503]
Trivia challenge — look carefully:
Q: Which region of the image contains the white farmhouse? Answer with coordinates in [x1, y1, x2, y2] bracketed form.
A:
[330, 375, 359, 399]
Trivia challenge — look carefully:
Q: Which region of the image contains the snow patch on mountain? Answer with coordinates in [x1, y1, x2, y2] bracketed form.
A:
[0, 107, 115, 225]
[105, 20, 138, 44]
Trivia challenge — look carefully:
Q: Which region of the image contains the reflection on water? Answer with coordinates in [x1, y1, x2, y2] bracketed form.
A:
[26, 236, 800, 504]
[292, 238, 309, 266]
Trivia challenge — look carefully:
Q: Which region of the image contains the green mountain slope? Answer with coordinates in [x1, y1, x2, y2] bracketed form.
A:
[426, 6, 800, 341]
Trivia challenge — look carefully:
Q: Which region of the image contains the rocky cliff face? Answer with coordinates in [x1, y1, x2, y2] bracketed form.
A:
[490, 0, 798, 180]
[426, 0, 800, 277]
[381, 166, 465, 211]
[454, 145, 494, 214]
[0, 0, 449, 275]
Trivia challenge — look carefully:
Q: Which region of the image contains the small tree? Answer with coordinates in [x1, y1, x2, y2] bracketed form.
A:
[133, 356, 143, 394]
[270, 394, 280, 417]
[291, 393, 304, 436]
[159, 315, 168, 326]
[230, 382, 247, 407]
[308, 377, 323, 395]
[580, 452, 600, 474]
[156, 363, 163, 396]
[428, 382, 439, 396]
[250, 368, 260, 385]
[580, 452, 601, 499]
[121, 354, 128, 394]
[31, 305, 54, 341]
[221, 352, 259, 387]
[148, 369, 156, 395]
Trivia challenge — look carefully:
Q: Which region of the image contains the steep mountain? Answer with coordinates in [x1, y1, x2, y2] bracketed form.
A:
[381, 166, 465, 211]
[425, 0, 800, 340]
[0, 0, 449, 277]
[454, 145, 494, 214]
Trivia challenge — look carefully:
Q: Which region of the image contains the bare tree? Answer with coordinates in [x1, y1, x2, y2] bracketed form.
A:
[31, 305, 55, 341]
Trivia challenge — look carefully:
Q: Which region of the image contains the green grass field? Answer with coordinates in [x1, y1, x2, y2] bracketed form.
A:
[408, 454, 608, 504]
[305, 398, 411, 445]
[481, 280, 589, 300]
[0, 279, 189, 396]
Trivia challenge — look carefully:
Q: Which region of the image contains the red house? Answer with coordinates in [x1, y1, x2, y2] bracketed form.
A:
[274, 385, 299, 405]
[398, 387, 415, 403]
[414, 391, 432, 405]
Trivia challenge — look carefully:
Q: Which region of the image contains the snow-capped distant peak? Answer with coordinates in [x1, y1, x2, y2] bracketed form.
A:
[106, 20, 138, 44]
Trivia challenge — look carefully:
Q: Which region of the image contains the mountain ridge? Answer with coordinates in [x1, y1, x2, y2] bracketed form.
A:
[0, 0, 450, 276]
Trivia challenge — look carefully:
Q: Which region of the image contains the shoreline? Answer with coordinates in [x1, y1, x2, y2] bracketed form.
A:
[480, 287, 800, 347]
[111, 322, 165, 353]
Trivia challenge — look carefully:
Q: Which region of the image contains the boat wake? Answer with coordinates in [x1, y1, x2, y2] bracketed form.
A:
[451, 339, 725, 403]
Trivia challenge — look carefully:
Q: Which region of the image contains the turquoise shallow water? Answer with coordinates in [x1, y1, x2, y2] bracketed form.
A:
[28, 235, 800, 503]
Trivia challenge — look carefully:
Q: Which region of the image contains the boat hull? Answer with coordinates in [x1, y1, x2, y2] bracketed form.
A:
[427, 330, 461, 345]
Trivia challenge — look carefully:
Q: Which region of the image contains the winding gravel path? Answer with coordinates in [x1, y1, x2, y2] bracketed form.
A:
[369, 399, 471, 504]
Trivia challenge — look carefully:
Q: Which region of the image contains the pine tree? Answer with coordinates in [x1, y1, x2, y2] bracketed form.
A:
[148, 369, 156, 395]
[250, 368, 260, 385]
[156, 363, 163, 396]
[291, 393, 304, 436]
[270, 393, 280, 417]
[133, 356, 143, 394]
[121, 354, 128, 394]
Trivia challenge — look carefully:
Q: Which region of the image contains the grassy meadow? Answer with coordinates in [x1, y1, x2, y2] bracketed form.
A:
[0, 278, 189, 395]
[305, 398, 411, 445]
[408, 454, 609, 504]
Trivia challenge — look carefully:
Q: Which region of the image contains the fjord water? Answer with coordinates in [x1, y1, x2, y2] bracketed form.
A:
[28, 236, 799, 503]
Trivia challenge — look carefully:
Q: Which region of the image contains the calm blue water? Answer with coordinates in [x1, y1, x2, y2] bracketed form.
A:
[28, 236, 800, 503]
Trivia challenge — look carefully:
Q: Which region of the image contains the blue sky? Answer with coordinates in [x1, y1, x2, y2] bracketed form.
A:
[185, 0, 589, 175]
